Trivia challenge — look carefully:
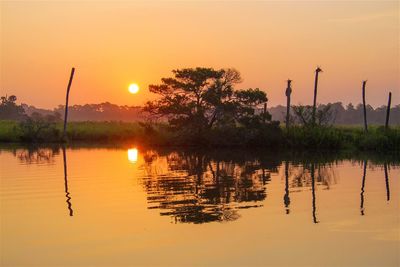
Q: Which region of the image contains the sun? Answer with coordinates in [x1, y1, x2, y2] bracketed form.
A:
[128, 83, 139, 94]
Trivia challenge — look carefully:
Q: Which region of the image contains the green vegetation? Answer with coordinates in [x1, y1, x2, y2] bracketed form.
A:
[0, 120, 399, 152]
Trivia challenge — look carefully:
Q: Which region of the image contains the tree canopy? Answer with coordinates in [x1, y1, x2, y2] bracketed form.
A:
[144, 67, 270, 135]
[0, 95, 25, 120]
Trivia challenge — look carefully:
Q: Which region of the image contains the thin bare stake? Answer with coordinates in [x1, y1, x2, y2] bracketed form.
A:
[385, 92, 392, 129]
[312, 67, 322, 125]
[285, 79, 292, 129]
[63, 68, 75, 139]
[362, 81, 368, 133]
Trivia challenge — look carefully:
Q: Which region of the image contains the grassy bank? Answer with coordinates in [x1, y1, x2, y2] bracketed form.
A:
[0, 120, 399, 152]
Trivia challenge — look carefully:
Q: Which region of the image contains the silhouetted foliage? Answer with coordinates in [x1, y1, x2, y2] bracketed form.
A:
[19, 112, 62, 142]
[0, 95, 26, 120]
[144, 67, 274, 139]
[292, 104, 335, 126]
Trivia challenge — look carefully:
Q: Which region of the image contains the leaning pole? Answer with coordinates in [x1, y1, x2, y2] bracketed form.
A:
[312, 67, 322, 126]
[63, 68, 75, 140]
[285, 79, 292, 129]
[362, 81, 368, 133]
[385, 92, 392, 129]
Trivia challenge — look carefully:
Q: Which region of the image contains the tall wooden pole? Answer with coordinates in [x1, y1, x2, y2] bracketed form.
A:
[285, 79, 292, 128]
[362, 81, 368, 133]
[385, 92, 392, 129]
[63, 68, 75, 140]
[312, 67, 322, 126]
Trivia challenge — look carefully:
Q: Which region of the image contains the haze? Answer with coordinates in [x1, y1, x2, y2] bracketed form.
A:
[1, 0, 398, 109]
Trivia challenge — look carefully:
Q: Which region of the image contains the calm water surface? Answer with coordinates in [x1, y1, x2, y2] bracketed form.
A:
[0, 146, 399, 266]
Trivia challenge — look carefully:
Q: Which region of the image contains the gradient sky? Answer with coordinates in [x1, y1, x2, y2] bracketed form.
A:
[1, 0, 399, 109]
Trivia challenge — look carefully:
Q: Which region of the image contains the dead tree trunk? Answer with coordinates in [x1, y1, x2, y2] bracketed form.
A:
[362, 81, 368, 133]
[385, 92, 392, 129]
[312, 67, 322, 126]
[63, 68, 75, 140]
[285, 79, 292, 128]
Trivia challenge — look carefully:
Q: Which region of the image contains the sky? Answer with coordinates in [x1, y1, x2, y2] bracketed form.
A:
[1, 0, 399, 109]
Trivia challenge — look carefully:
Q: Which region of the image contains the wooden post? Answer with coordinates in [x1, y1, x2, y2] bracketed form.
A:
[362, 81, 368, 133]
[312, 67, 322, 125]
[63, 68, 75, 140]
[285, 79, 292, 128]
[385, 92, 392, 129]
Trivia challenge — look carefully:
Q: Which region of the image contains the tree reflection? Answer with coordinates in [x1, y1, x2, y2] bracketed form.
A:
[140, 151, 273, 224]
[15, 147, 60, 164]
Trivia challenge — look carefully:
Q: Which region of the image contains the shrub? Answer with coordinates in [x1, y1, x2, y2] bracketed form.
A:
[19, 112, 61, 142]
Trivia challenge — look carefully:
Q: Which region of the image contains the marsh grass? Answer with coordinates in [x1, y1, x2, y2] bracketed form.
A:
[283, 125, 400, 151]
[0, 120, 398, 151]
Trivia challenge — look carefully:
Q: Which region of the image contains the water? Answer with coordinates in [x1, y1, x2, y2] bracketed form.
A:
[0, 146, 399, 266]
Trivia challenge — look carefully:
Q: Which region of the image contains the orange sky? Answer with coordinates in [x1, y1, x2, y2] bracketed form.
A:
[1, 1, 399, 109]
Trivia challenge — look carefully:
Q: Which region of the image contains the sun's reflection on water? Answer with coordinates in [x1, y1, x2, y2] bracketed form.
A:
[127, 148, 138, 163]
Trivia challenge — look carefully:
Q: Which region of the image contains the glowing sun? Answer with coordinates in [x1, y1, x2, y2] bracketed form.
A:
[128, 83, 139, 94]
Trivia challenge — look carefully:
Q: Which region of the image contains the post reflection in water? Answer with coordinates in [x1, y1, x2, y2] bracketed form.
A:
[384, 163, 390, 202]
[283, 161, 290, 214]
[62, 146, 74, 217]
[310, 163, 319, 224]
[360, 160, 367, 216]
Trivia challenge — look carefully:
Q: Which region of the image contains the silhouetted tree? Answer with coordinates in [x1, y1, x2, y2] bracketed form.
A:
[19, 112, 62, 142]
[0, 95, 26, 120]
[144, 67, 270, 136]
[292, 104, 335, 126]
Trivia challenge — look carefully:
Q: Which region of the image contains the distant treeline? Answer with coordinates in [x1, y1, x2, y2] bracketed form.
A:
[22, 102, 400, 125]
[22, 102, 146, 122]
[0, 95, 398, 125]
